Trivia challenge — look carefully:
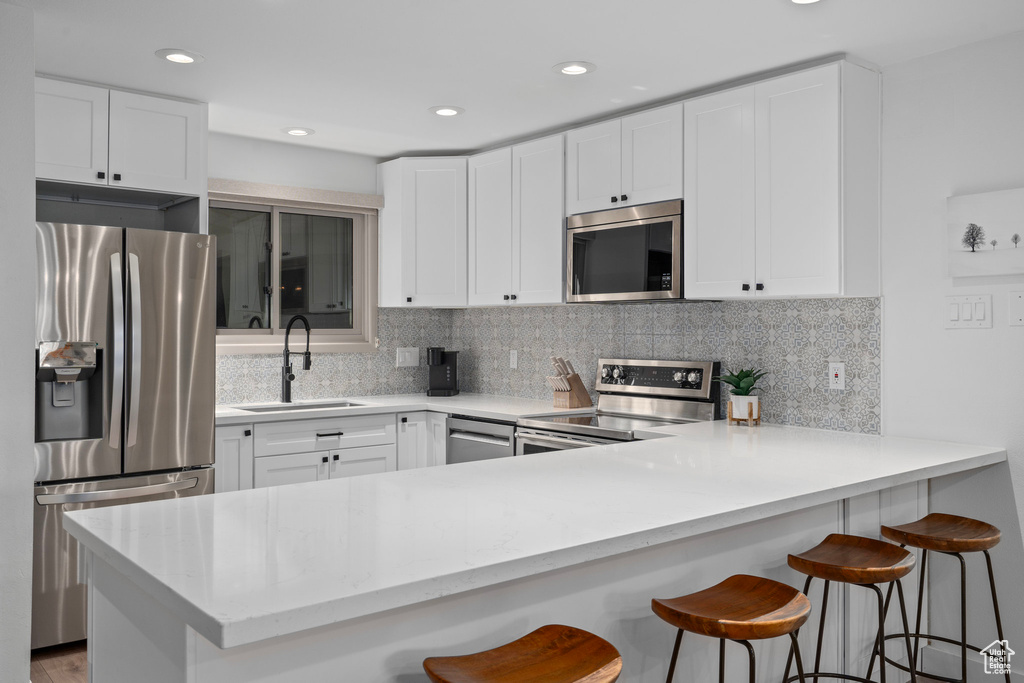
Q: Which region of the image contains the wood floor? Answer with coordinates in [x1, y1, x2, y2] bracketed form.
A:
[30, 641, 88, 683]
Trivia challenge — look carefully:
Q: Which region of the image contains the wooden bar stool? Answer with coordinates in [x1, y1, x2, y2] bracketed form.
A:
[875, 513, 1009, 683]
[651, 574, 812, 683]
[783, 534, 918, 683]
[422, 623, 622, 682]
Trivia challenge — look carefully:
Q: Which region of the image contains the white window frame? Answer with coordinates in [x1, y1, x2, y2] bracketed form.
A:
[209, 179, 380, 354]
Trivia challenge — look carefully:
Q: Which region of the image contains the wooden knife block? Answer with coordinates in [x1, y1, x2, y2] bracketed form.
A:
[553, 374, 593, 409]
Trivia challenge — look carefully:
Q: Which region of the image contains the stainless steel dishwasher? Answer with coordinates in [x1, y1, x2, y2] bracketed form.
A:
[446, 416, 516, 464]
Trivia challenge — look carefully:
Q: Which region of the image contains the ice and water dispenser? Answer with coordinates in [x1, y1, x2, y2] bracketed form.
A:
[35, 341, 103, 443]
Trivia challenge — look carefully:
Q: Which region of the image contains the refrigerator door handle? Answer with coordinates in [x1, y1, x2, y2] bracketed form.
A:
[36, 477, 199, 505]
[109, 253, 125, 449]
[126, 252, 142, 447]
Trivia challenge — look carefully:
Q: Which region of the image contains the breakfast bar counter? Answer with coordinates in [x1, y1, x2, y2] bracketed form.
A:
[64, 422, 1007, 682]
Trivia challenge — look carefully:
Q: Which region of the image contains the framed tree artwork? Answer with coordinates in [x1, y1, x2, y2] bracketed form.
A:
[947, 187, 1024, 277]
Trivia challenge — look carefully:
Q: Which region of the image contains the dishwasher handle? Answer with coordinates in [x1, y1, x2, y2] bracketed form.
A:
[36, 478, 199, 505]
[448, 431, 511, 448]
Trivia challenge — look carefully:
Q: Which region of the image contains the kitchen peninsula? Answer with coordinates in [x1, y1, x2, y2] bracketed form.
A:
[64, 422, 1006, 682]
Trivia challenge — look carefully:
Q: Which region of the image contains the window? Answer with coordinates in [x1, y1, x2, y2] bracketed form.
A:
[208, 183, 378, 354]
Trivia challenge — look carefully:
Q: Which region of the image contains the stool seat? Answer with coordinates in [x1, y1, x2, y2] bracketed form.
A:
[881, 513, 1001, 553]
[422, 624, 622, 683]
[788, 533, 915, 584]
[652, 574, 811, 641]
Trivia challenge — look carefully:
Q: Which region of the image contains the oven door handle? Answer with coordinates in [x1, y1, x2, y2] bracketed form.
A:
[449, 432, 511, 448]
[517, 433, 599, 450]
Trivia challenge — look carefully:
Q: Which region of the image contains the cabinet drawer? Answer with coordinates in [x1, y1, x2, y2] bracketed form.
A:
[254, 414, 396, 457]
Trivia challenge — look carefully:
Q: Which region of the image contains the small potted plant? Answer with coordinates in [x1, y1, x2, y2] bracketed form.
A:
[713, 368, 767, 421]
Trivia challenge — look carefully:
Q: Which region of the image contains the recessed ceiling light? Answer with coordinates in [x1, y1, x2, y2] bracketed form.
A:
[553, 61, 597, 76]
[791, 0, 821, 4]
[155, 48, 204, 64]
[283, 127, 315, 136]
[430, 106, 464, 117]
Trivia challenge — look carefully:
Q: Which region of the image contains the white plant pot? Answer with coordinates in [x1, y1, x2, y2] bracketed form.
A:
[730, 394, 759, 419]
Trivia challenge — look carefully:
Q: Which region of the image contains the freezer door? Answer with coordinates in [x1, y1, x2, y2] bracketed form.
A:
[31, 468, 214, 648]
[34, 223, 124, 482]
[124, 229, 216, 473]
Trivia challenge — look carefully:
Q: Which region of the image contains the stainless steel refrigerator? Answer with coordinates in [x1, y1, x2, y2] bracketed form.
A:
[32, 223, 216, 649]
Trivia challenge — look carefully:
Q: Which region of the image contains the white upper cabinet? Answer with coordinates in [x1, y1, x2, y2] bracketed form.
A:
[378, 157, 468, 307]
[684, 62, 879, 299]
[35, 77, 206, 196]
[467, 135, 564, 306]
[565, 103, 682, 216]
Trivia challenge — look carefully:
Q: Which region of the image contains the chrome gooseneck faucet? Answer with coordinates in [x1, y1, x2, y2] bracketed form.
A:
[282, 315, 311, 403]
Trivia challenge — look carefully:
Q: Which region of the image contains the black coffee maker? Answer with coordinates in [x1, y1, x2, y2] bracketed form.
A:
[427, 347, 459, 396]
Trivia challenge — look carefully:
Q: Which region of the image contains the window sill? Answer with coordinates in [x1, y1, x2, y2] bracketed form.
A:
[216, 335, 378, 355]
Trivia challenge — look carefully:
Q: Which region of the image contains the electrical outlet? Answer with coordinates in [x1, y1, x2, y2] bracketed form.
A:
[396, 347, 419, 368]
[828, 362, 845, 391]
[510, 350, 518, 369]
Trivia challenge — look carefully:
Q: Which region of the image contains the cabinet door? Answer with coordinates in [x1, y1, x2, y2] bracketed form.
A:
[396, 412, 447, 469]
[621, 103, 683, 206]
[512, 135, 564, 304]
[35, 78, 109, 185]
[426, 412, 448, 466]
[214, 425, 255, 493]
[401, 158, 468, 306]
[565, 119, 621, 215]
[683, 88, 756, 299]
[468, 148, 513, 306]
[108, 90, 204, 195]
[329, 444, 396, 479]
[253, 451, 328, 489]
[754, 65, 841, 296]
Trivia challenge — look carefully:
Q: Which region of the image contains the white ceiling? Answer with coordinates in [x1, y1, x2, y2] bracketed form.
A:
[27, 0, 1024, 159]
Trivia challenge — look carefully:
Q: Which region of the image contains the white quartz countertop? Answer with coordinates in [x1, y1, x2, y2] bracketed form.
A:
[215, 392, 594, 426]
[64, 421, 1005, 650]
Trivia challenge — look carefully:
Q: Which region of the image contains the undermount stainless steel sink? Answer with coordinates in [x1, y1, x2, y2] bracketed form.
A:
[240, 401, 363, 413]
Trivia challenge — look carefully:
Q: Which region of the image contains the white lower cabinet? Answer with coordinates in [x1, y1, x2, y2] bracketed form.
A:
[396, 412, 448, 469]
[250, 414, 397, 490]
[214, 425, 255, 493]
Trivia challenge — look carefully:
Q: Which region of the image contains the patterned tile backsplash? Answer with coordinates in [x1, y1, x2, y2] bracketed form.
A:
[217, 298, 881, 434]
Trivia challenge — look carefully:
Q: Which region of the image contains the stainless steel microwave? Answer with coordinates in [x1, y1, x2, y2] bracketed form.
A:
[566, 200, 682, 303]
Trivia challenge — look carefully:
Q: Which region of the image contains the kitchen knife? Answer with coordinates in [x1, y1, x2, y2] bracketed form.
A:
[565, 359, 576, 375]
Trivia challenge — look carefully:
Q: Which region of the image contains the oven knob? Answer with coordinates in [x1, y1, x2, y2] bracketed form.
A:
[601, 367, 610, 379]
[687, 371, 701, 384]
[673, 371, 684, 383]
[611, 366, 624, 380]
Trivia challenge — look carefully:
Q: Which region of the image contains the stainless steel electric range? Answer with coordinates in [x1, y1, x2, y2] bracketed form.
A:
[515, 358, 721, 454]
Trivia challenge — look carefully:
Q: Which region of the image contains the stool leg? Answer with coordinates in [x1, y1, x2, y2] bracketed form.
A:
[912, 549, 928, 670]
[812, 580, 831, 683]
[983, 550, 1011, 683]
[665, 629, 684, 683]
[864, 583, 886, 683]
[865, 582, 895, 679]
[790, 632, 808, 683]
[736, 640, 756, 683]
[895, 579, 918, 683]
[720, 638, 727, 683]
[783, 576, 814, 683]
[956, 552, 967, 683]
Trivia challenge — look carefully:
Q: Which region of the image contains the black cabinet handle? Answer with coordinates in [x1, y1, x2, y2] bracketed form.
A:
[503, 294, 510, 300]
[741, 284, 750, 291]
[321, 456, 329, 463]
[112, 173, 121, 181]
[316, 431, 344, 438]
[755, 283, 764, 291]
[401, 417, 408, 424]
[620, 194, 628, 201]
[243, 429, 252, 437]
[406, 297, 413, 303]
[333, 454, 340, 462]
[610, 196, 618, 203]
[510, 294, 517, 301]
[97, 171, 105, 180]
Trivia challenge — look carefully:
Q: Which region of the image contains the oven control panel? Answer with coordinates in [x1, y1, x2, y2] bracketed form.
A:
[596, 359, 718, 400]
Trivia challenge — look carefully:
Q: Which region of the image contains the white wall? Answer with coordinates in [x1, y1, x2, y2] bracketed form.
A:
[208, 133, 379, 194]
[881, 30, 1024, 666]
[0, 1, 37, 678]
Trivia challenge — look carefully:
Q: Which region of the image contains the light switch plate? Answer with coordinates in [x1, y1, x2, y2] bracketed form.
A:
[1010, 291, 1024, 327]
[945, 295, 992, 329]
[396, 347, 419, 367]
